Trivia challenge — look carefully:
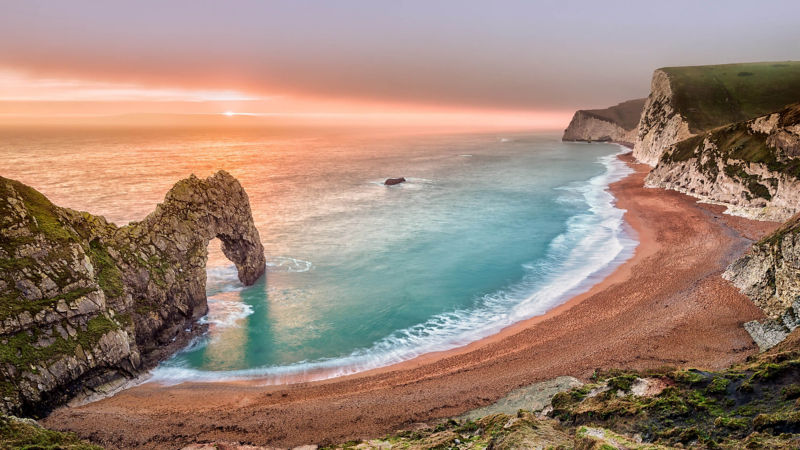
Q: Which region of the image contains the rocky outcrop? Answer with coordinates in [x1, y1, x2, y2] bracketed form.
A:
[633, 70, 694, 165]
[634, 62, 800, 166]
[724, 214, 800, 350]
[460, 376, 583, 421]
[0, 171, 265, 416]
[645, 103, 800, 222]
[562, 99, 645, 147]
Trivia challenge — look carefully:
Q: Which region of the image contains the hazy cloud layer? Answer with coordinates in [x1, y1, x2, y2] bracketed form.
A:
[1, 0, 799, 111]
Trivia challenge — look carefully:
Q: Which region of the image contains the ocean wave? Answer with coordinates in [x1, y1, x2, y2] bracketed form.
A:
[150, 149, 636, 385]
[200, 257, 311, 335]
[198, 299, 254, 329]
[266, 256, 314, 273]
[205, 264, 245, 295]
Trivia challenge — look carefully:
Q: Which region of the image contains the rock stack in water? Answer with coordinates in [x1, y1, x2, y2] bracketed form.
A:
[0, 170, 266, 416]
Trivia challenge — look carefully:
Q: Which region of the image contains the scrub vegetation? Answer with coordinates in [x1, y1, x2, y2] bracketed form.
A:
[318, 328, 800, 450]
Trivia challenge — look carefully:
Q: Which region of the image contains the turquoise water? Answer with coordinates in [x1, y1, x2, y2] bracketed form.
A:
[0, 127, 634, 383]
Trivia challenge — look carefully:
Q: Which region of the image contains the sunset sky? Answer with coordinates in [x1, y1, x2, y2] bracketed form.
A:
[1, 0, 799, 128]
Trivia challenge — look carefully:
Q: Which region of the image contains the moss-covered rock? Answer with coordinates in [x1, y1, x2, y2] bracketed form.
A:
[0, 414, 103, 450]
[646, 103, 800, 222]
[0, 171, 266, 417]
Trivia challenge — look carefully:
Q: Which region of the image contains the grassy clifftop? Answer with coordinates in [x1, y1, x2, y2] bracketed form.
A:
[663, 61, 800, 134]
[581, 98, 647, 131]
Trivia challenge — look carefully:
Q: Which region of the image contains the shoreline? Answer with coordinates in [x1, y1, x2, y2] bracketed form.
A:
[45, 153, 781, 449]
[278, 147, 649, 383]
[149, 144, 638, 387]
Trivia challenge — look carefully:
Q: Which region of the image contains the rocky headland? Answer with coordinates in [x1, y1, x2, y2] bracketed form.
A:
[645, 103, 800, 222]
[0, 171, 265, 417]
[562, 98, 645, 146]
[564, 62, 800, 351]
[632, 62, 800, 166]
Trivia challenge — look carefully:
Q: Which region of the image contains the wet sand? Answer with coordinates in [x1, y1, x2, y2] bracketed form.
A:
[44, 154, 780, 449]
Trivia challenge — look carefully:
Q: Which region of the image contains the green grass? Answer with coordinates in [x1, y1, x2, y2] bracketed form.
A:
[582, 98, 647, 131]
[86, 240, 124, 299]
[0, 315, 119, 376]
[0, 287, 96, 323]
[663, 61, 800, 133]
[0, 415, 103, 450]
[660, 103, 800, 202]
[0, 177, 78, 244]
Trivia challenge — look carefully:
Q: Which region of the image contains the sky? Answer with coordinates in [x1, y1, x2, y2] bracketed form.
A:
[1, 0, 799, 128]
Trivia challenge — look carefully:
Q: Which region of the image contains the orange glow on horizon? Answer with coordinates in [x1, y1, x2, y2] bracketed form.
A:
[0, 69, 573, 130]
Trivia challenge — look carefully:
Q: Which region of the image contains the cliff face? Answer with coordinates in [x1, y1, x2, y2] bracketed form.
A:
[562, 99, 645, 146]
[724, 214, 800, 350]
[633, 70, 694, 165]
[0, 171, 265, 416]
[644, 104, 800, 221]
[634, 62, 800, 166]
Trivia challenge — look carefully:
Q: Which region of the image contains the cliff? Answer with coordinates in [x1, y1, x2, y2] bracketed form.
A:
[645, 103, 800, 221]
[724, 213, 800, 350]
[0, 171, 266, 416]
[634, 61, 800, 165]
[562, 98, 645, 146]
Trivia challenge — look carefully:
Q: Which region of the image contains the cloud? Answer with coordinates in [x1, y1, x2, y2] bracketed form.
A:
[0, 70, 264, 102]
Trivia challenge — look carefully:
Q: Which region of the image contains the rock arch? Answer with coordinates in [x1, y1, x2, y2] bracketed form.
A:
[0, 170, 265, 416]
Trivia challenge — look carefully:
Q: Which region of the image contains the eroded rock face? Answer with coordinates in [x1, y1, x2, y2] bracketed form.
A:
[0, 170, 265, 416]
[633, 69, 694, 166]
[724, 214, 800, 350]
[562, 112, 638, 146]
[646, 104, 800, 222]
[460, 376, 583, 421]
[562, 99, 645, 147]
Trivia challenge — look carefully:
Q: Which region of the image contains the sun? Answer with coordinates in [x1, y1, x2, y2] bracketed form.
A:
[223, 111, 235, 116]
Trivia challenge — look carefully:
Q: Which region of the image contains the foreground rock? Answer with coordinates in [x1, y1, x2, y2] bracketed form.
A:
[634, 61, 800, 165]
[0, 171, 266, 416]
[384, 177, 406, 186]
[725, 212, 800, 349]
[0, 414, 101, 449]
[646, 103, 800, 221]
[562, 98, 645, 147]
[460, 375, 583, 421]
[317, 336, 800, 450]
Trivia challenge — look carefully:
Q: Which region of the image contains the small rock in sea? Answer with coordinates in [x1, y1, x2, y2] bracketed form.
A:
[384, 177, 406, 186]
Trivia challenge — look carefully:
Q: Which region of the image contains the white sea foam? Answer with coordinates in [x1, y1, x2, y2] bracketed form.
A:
[198, 299, 254, 329]
[205, 264, 245, 295]
[266, 256, 314, 273]
[150, 149, 636, 385]
[198, 256, 311, 330]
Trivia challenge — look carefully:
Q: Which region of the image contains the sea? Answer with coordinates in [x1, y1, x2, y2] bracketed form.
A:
[0, 125, 636, 384]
